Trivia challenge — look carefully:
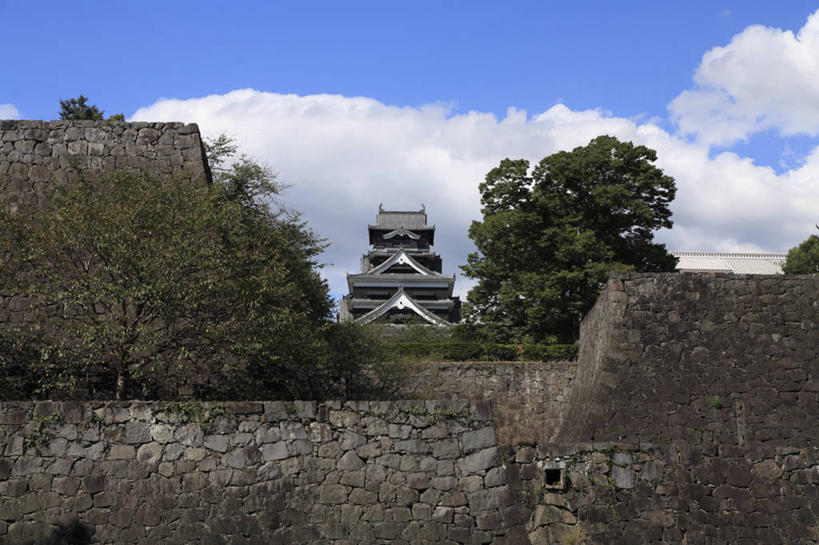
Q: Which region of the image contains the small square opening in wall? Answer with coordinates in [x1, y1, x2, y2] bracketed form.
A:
[544, 468, 565, 489]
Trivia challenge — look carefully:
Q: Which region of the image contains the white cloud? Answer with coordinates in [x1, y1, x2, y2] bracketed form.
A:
[133, 90, 819, 304]
[0, 103, 21, 119]
[670, 10, 819, 145]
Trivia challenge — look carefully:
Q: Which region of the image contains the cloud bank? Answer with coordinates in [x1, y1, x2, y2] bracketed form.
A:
[132, 12, 819, 304]
[0, 104, 21, 119]
[133, 90, 816, 302]
[671, 11, 819, 146]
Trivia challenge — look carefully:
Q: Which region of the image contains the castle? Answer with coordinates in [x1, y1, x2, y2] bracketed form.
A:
[339, 205, 461, 325]
[1, 120, 818, 544]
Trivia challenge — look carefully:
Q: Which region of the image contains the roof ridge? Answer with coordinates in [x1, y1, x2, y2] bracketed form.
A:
[672, 251, 786, 258]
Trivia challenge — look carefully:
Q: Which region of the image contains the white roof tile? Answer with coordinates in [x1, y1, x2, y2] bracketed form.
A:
[673, 252, 786, 275]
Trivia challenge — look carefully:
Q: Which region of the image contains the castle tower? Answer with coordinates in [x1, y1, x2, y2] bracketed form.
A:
[338, 205, 460, 325]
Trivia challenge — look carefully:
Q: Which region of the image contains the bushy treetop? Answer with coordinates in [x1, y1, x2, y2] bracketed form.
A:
[462, 135, 677, 343]
[58, 95, 125, 121]
[783, 232, 819, 274]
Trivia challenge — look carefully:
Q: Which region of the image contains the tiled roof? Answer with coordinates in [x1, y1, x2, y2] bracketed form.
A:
[345, 298, 455, 310]
[367, 249, 437, 256]
[347, 272, 455, 294]
[354, 289, 453, 326]
[673, 252, 786, 275]
[370, 209, 431, 230]
[349, 273, 455, 283]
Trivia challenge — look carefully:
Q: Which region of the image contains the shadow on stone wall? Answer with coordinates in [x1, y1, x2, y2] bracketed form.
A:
[406, 361, 577, 445]
[44, 519, 94, 545]
[4, 518, 94, 545]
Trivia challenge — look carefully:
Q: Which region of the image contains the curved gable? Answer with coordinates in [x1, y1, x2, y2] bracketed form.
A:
[356, 288, 451, 326]
[368, 249, 436, 276]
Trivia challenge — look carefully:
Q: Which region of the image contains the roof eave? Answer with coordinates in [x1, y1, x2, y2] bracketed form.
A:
[355, 289, 452, 326]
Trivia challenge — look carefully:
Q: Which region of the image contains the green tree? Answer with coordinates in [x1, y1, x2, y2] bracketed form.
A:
[59, 95, 124, 121]
[782, 231, 819, 274]
[204, 133, 285, 208]
[462, 135, 677, 343]
[0, 334, 39, 400]
[0, 151, 381, 400]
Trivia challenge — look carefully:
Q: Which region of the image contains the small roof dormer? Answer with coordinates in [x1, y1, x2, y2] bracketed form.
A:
[368, 204, 435, 246]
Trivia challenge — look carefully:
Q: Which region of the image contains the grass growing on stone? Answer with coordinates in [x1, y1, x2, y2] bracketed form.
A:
[80, 409, 103, 428]
[407, 406, 470, 424]
[559, 528, 587, 545]
[25, 411, 62, 453]
[162, 402, 228, 433]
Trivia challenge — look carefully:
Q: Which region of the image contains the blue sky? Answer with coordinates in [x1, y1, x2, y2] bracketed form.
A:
[4, 1, 816, 129]
[3, 1, 819, 302]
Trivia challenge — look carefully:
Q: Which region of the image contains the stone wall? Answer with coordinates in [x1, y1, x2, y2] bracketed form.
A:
[5, 400, 818, 544]
[558, 272, 819, 447]
[555, 280, 623, 446]
[533, 272, 819, 544]
[523, 443, 819, 544]
[3, 272, 819, 543]
[409, 362, 576, 445]
[0, 120, 211, 210]
[0, 400, 528, 545]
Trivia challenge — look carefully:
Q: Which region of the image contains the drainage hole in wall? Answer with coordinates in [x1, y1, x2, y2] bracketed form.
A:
[544, 468, 562, 486]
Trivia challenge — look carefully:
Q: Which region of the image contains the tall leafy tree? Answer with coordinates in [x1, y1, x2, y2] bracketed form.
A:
[0, 138, 384, 400]
[782, 231, 819, 274]
[462, 135, 677, 343]
[0, 169, 327, 399]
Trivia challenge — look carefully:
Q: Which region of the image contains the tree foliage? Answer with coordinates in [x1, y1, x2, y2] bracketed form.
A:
[204, 134, 286, 209]
[0, 137, 383, 400]
[782, 232, 819, 274]
[462, 135, 677, 343]
[59, 95, 124, 121]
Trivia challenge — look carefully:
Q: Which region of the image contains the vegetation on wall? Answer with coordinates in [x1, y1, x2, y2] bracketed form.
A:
[375, 324, 577, 362]
[0, 336, 41, 401]
[382, 341, 577, 362]
[462, 135, 677, 344]
[58, 95, 125, 122]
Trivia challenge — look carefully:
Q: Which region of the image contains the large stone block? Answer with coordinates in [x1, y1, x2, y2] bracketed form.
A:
[337, 451, 366, 471]
[107, 444, 135, 460]
[262, 441, 289, 461]
[458, 447, 501, 475]
[125, 421, 151, 444]
[460, 427, 497, 454]
[318, 484, 350, 504]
